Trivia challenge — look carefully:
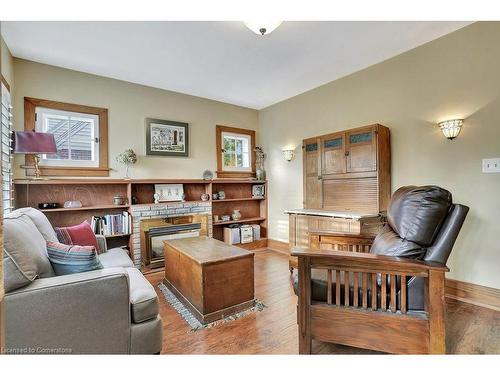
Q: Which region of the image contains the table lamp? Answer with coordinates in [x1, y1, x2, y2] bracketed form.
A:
[13, 131, 57, 179]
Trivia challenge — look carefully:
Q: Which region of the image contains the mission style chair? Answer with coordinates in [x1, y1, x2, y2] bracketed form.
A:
[292, 186, 469, 354]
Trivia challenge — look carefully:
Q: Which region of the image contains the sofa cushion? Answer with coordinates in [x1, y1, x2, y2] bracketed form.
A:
[46, 241, 103, 276]
[3, 212, 55, 292]
[55, 221, 99, 250]
[99, 248, 134, 269]
[125, 268, 159, 323]
[387, 185, 452, 246]
[14, 207, 58, 242]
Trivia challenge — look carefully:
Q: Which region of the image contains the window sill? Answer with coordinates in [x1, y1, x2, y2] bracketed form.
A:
[216, 170, 256, 179]
[21, 164, 111, 177]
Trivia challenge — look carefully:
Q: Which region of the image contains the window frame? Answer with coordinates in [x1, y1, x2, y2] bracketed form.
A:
[216, 125, 256, 178]
[24, 97, 109, 177]
[1, 79, 13, 215]
[35, 107, 100, 168]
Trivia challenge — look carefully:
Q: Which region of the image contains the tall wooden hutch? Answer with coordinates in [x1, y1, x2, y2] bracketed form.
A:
[288, 123, 391, 268]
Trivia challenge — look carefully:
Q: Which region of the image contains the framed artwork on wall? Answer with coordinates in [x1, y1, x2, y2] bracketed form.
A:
[145, 118, 189, 157]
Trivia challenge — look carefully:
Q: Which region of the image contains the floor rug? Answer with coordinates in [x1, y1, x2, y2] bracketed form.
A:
[158, 283, 266, 331]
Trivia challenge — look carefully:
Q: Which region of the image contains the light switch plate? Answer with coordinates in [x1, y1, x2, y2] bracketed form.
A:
[482, 158, 500, 173]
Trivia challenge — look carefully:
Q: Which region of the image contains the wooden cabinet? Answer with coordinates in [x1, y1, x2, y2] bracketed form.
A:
[303, 138, 322, 209]
[302, 124, 390, 214]
[287, 211, 385, 270]
[321, 132, 345, 175]
[345, 126, 377, 173]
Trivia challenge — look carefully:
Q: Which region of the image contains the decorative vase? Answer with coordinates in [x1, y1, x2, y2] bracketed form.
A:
[231, 209, 242, 221]
[256, 168, 265, 181]
[124, 164, 131, 179]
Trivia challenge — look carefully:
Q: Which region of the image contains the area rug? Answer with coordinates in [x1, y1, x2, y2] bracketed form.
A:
[158, 283, 266, 331]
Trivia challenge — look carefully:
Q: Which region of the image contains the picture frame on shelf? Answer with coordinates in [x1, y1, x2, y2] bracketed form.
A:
[154, 184, 184, 202]
[252, 184, 265, 198]
[145, 118, 189, 157]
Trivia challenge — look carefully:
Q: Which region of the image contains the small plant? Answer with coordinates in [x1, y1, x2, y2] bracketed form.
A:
[116, 149, 137, 179]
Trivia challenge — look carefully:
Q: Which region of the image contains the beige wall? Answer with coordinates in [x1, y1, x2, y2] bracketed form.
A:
[12, 59, 258, 179]
[1, 35, 13, 87]
[259, 22, 500, 289]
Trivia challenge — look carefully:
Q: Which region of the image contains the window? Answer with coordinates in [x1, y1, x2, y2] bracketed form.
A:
[24, 98, 109, 177]
[222, 132, 251, 171]
[1, 82, 13, 215]
[216, 125, 255, 178]
[35, 107, 99, 167]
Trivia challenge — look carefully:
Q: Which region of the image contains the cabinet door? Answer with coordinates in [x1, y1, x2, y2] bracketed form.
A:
[346, 126, 377, 172]
[303, 139, 322, 209]
[321, 132, 346, 175]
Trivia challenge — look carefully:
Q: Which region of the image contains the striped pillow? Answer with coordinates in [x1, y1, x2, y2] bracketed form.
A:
[46, 241, 103, 276]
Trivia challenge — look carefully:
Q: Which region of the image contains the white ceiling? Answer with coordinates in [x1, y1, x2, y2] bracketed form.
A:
[2, 21, 470, 109]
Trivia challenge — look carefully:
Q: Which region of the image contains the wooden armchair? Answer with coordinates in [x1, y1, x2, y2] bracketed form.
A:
[293, 248, 448, 354]
[292, 186, 469, 354]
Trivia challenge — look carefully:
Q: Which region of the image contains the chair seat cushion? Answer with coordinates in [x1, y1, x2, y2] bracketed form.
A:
[46, 241, 103, 276]
[99, 248, 134, 268]
[125, 268, 159, 323]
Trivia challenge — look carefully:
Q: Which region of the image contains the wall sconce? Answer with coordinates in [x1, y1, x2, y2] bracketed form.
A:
[438, 119, 463, 140]
[282, 149, 294, 162]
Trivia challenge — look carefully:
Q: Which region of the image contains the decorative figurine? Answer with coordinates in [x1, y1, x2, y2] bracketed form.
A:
[255, 146, 266, 181]
[153, 192, 160, 204]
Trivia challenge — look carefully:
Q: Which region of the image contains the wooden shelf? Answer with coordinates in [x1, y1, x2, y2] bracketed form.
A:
[13, 178, 265, 185]
[212, 197, 265, 203]
[40, 204, 130, 213]
[104, 233, 131, 238]
[213, 217, 266, 226]
[132, 200, 210, 207]
[212, 180, 267, 184]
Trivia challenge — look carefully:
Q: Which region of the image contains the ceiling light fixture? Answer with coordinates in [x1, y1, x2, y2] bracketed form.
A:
[244, 21, 282, 36]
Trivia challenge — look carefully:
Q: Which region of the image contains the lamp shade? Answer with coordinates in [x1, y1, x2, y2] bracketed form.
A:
[438, 119, 463, 140]
[13, 131, 57, 154]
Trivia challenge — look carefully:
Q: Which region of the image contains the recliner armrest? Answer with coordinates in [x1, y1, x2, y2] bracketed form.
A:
[5, 268, 132, 354]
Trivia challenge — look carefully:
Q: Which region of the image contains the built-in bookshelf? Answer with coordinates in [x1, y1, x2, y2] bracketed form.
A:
[13, 178, 268, 255]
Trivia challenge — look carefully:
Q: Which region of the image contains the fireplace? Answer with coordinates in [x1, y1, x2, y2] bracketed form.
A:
[140, 214, 209, 268]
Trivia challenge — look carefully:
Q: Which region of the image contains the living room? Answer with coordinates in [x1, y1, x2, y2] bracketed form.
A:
[1, 0, 500, 372]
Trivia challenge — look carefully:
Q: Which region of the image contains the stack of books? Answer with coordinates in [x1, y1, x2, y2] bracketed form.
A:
[90, 211, 131, 236]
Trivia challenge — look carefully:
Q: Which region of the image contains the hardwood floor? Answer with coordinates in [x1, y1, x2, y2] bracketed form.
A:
[146, 249, 500, 354]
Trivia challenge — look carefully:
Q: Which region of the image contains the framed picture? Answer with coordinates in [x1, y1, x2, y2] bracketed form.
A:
[252, 184, 265, 198]
[146, 118, 189, 157]
[155, 184, 184, 202]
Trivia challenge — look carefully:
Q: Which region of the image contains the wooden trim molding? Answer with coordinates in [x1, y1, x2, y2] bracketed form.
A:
[216, 125, 256, 179]
[23, 97, 109, 177]
[267, 239, 291, 255]
[445, 278, 500, 312]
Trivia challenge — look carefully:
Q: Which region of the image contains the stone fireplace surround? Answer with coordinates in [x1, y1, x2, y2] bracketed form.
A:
[130, 201, 212, 267]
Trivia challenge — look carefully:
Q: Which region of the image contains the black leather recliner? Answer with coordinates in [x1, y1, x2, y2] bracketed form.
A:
[293, 185, 469, 311]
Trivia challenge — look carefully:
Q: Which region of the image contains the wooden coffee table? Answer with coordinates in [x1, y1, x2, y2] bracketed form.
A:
[163, 236, 255, 324]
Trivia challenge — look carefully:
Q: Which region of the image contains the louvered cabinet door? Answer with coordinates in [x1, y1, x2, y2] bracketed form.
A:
[321, 132, 346, 175]
[303, 138, 322, 209]
[346, 125, 377, 173]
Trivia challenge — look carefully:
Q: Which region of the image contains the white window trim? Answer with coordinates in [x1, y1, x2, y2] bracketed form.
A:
[35, 107, 100, 168]
[1, 82, 13, 215]
[221, 131, 252, 172]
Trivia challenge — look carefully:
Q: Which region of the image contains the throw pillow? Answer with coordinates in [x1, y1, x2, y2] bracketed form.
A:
[55, 221, 99, 250]
[46, 241, 103, 276]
